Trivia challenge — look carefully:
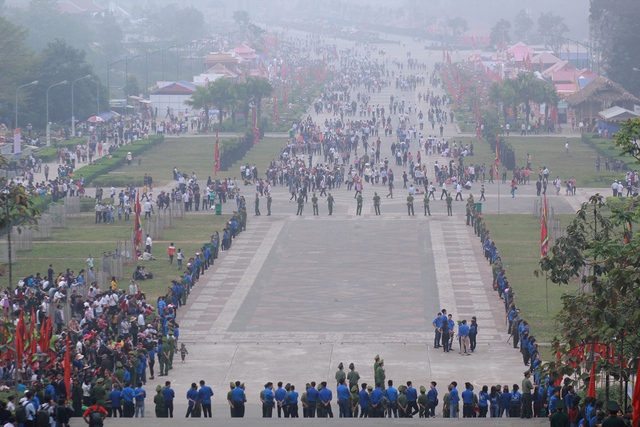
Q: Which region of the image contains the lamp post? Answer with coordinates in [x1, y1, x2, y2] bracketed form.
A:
[46, 80, 68, 147]
[71, 75, 92, 138]
[14, 81, 38, 130]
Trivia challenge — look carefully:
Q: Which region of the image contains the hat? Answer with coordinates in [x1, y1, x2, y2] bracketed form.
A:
[606, 401, 620, 412]
[130, 316, 136, 322]
[96, 378, 104, 384]
[84, 302, 90, 307]
[43, 379, 50, 385]
[374, 355, 380, 360]
[420, 386, 426, 392]
[351, 386, 358, 392]
[367, 385, 373, 391]
[556, 400, 565, 409]
[156, 385, 163, 392]
[116, 361, 123, 368]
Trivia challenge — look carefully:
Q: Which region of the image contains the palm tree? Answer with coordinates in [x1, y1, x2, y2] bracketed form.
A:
[184, 81, 214, 130]
[514, 72, 539, 124]
[539, 81, 560, 124]
[245, 77, 273, 121]
[210, 78, 234, 126]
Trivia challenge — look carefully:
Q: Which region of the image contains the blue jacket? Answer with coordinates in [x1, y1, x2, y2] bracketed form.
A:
[275, 387, 286, 403]
[427, 388, 438, 403]
[449, 387, 459, 404]
[306, 387, 318, 403]
[198, 386, 213, 404]
[110, 389, 122, 408]
[371, 388, 383, 406]
[384, 387, 398, 403]
[461, 389, 474, 404]
[287, 391, 298, 404]
[359, 390, 370, 408]
[406, 387, 417, 403]
[162, 387, 175, 402]
[120, 386, 135, 403]
[186, 389, 198, 407]
[337, 385, 350, 402]
[318, 387, 332, 403]
[264, 388, 274, 403]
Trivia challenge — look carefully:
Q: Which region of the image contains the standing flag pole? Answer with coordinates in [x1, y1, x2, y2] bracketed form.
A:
[134, 192, 142, 259]
[214, 130, 220, 176]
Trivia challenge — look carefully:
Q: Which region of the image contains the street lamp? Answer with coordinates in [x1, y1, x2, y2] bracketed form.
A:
[71, 75, 92, 137]
[14, 80, 38, 130]
[46, 80, 68, 147]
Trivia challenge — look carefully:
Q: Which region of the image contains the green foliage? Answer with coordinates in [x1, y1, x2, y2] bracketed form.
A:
[611, 117, 640, 163]
[447, 16, 468, 38]
[489, 19, 511, 48]
[513, 9, 535, 44]
[0, 157, 41, 232]
[537, 12, 569, 53]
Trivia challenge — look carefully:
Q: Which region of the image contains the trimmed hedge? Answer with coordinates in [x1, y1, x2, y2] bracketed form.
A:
[75, 135, 164, 185]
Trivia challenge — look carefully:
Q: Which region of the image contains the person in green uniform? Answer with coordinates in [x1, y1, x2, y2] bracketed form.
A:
[326, 193, 334, 215]
[373, 355, 381, 379]
[335, 363, 346, 386]
[417, 386, 428, 418]
[356, 194, 363, 215]
[375, 360, 386, 392]
[373, 192, 381, 215]
[406, 193, 414, 216]
[114, 361, 126, 385]
[602, 401, 626, 427]
[446, 192, 453, 216]
[266, 193, 272, 216]
[301, 385, 309, 418]
[226, 382, 235, 417]
[91, 378, 107, 407]
[423, 193, 431, 216]
[254, 193, 261, 216]
[549, 400, 569, 427]
[128, 351, 138, 387]
[166, 332, 175, 370]
[296, 194, 304, 215]
[347, 363, 360, 391]
[154, 385, 166, 418]
[312, 193, 319, 215]
[350, 386, 359, 418]
[397, 385, 409, 418]
[159, 338, 170, 376]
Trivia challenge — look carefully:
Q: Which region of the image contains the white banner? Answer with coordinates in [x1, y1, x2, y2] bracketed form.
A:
[14, 129, 21, 158]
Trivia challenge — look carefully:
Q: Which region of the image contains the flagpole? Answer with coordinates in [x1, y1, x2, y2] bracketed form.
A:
[545, 271, 549, 315]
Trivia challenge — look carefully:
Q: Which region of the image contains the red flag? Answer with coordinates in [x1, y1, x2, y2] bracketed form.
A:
[541, 196, 549, 257]
[587, 362, 597, 398]
[214, 130, 220, 176]
[632, 359, 640, 427]
[28, 308, 36, 357]
[15, 310, 24, 366]
[64, 331, 71, 401]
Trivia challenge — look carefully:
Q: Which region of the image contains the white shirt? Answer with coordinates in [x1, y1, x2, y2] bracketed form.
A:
[146, 236, 152, 247]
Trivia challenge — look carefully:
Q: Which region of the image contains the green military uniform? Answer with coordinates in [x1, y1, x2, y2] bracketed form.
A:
[296, 195, 304, 215]
[128, 353, 138, 387]
[356, 194, 363, 215]
[406, 194, 414, 216]
[91, 378, 107, 407]
[373, 193, 381, 215]
[373, 355, 381, 379]
[159, 338, 169, 375]
[266, 194, 272, 216]
[423, 194, 431, 216]
[312, 194, 319, 215]
[255, 194, 260, 215]
[375, 362, 386, 391]
[446, 193, 453, 216]
[327, 194, 334, 215]
[226, 383, 234, 417]
[397, 385, 409, 418]
[154, 386, 166, 417]
[166, 333, 175, 369]
[347, 368, 360, 391]
[417, 387, 428, 418]
[114, 362, 125, 385]
[300, 392, 308, 418]
[335, 366, 346, 385]
[350, 386, 359, 418]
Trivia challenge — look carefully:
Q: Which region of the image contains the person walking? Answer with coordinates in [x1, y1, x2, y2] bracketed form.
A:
[198, 380, 213, 418]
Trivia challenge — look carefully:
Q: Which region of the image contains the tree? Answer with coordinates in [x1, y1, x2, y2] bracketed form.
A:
[538, 80, 560, 123]
[149, 5, 205, 44]
[123, 75, 140, 98]
[0, 17, 35, 127]
[513, 9, 535, 44]
[537, 12, 569, 53]
[611, 117, 640, 162]
[232, 10, 250, 27]
[184, 82, 214, 130]
[590, 0, 640, 97]
[245, 77, 273, 122]
[210, 78, 235, 126]
[489, 19, 511, 49]
[447, 16, 468, 38]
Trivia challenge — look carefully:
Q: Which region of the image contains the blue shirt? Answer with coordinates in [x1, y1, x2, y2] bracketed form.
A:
[406, 387, 417, 403]
[500, 392, 511, 409]
[461, 389, 474, 404]
[371, 388, 383, 405]
[447, 319, 455, 331]
[384, 387, 398, 403]
[109, 389, 121, 408]
[134, 387, 146, 402]
[186, 389, 198, 406]
[337, 385, 350, 402]
[198, 386, 213, 404]
[458, 324, 470, 337]
[264, 388, 274, 403]
[231, 387, 244, 402]
[449, 387, 459, 404]
[427, 388, 438, 403]
[162, 387, 175, 402]
[359, 390, 370, 409]
[433, 316, 443, 328]
[478, 391, 489, 407]
[287, 391, 298, 404]
[275, 387, 286, 403]
[318, 387, 332, 403]
[120, 386, 135, 403]
[306, 387, 318, 403]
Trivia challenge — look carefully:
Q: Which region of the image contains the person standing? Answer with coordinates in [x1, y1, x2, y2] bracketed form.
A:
[166, 243, 175, 264]
[375, 360, 386, 392]
[266, 193, 272, 216]
[406, 381, 418, 417]
[433, 313, 442, 348]
[356, 193, 363, 215]
[446, 193, 453, 216]
[134, 382, 146, 418]
[469, 317, 478, 352]
[458, 319, 471, 356]
[186, 383, 199, 418]
[231, 381, 245, 418]
[161, 381, 174, 418]
[423, 193, 431, 216]
[312, 193, 319, 215]
[461, 382, 474, 418]
[449, 382, 460, 418]
[198, 380, 213, 418]
[347, 363, 360, 391]
[83, 397, 107, 427]
[275, 382, 287, 418]
[337, 379, 350, 418]
[154, 386, 165, 418]
[145, 235, 152, 254]
[296, 194, 304, 215]
[318, 382, 333, 418]
[521, 372, 533, 419]
[510, 179, 517, 198]
[426, 382, 438, 418]
[254, 193, 260, 216]
[385, 380, 398, 418]
[418, 386, 429, 418]
[326, 193, 334, 215]
[306, 383, 318, 418]
[120, 382, 135, 417]
[358, 384, 370, 418]
[287, 385, 299, 418]
[372, 192, 381, 215]
[406, 193, 414, 216]
[264, 383, 275, 418]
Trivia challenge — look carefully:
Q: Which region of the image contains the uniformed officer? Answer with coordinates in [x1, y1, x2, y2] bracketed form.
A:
[350, 386, 359, 418]
[254, 193, 260, 216]
[397, 385, 409, 418]
[266, 193, 272, 216]
[335, 363, 346, 386]
[423, 193, 431, 216]
[417, 386, 428, 418]
[347, 363, 360, 391]
[406, 193, 414, 216]
[446, 192, 453, 216]
[326, 193, 334, 215]
[373, 192, 381, 215]
[356, 193, 363, 215]
[296, 194, 304, 215]
[166, 332, 175, 370]
[375, 360, 386, 392]
[312, 193, 319, 215]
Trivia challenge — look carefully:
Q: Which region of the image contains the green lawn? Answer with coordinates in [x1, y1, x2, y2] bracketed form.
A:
[105, 136, 286, 187]
[483, 214, 579, 346]
[459, 136, 626, 187]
